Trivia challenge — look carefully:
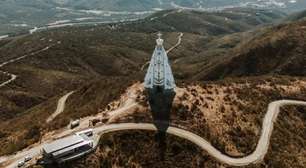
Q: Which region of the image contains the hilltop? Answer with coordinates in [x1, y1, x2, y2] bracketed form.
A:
[62, 76, 306, 168]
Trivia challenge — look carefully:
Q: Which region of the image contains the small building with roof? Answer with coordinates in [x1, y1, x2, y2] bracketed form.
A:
[42, 133, 93, 164]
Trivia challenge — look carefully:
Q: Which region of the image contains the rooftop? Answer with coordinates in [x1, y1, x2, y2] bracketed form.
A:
[52, 141, 91, 157]
[43, 135, 84, 154]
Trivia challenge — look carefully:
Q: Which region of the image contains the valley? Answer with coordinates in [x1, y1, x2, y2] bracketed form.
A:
[1, 0, 306, 35]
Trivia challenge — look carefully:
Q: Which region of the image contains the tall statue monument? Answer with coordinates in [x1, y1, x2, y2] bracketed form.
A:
[144, 33, 176, 148]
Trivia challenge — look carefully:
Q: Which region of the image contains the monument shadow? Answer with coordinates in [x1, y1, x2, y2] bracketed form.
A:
[147, 86, 175, 152]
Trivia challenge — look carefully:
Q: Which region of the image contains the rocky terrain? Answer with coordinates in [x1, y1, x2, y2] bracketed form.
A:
[1, 7, 306, 168]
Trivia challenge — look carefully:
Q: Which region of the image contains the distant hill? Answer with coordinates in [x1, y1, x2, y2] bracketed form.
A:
[193, 19, 306, 80]
[285, 9, 306, 21]
[45, 0, 306, 11]
[0, 0, 305, 34]
[120, 8, 286, 35]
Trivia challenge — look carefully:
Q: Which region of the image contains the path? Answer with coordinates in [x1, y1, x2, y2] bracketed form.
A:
[46, 91, 75, 123]
[0, 46, 54, 88]
[166, 32, 183, 53]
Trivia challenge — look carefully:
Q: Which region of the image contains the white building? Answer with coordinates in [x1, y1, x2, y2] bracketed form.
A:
[42, 134, 93, 163]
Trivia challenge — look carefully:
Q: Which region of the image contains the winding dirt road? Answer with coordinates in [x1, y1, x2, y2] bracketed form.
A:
[46, 91, 75, 123]
[0, 46, 54, 88]
[166, 32, 183, 54]
[2, 100, 306, 167]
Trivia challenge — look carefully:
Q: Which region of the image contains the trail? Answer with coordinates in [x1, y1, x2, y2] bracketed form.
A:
[2, 100, 306, 167]
[166, 32, 183, 53]
[0, 46, 54, 88]
[46, 91, 75, 123]
[29, 18, 141, 34]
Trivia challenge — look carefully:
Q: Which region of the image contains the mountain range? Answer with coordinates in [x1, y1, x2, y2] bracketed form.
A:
[1, 0, 306, 35]
[46, 0, 306, 10]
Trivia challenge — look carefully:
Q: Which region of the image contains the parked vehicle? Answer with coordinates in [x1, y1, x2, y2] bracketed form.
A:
[24, 156, 32, 162]
[70, 119, 80, 129]
[17, 161, 25, 167]
[36, 157, 49, 165]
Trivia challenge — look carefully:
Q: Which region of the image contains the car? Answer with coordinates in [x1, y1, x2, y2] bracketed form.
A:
[70, 119, 80, 129]
[24, 156, 32, 162]
[84, 130, 93, 137]
[17, 161, 25, 167]
[76, 129, 93, 137]
[37, 159, 45, 165]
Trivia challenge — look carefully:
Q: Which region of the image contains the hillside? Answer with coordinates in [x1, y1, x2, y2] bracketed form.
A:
[120, 8, 286, 35]
[1, 7, 306, 168]
[0, 8, 285, 121]
[192, 19, 306, 80]
[29, 76, 306, 168]
[285, 9, 306, 21]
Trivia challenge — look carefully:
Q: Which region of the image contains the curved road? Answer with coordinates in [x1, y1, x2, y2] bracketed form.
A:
[0, 46, 54, 88]
[166, 32, 183, 54]
[46, 91, 75, 123]
[29, 18, 141, 34]
[0, 71, 16, 88]
[2, 100, 306, 167]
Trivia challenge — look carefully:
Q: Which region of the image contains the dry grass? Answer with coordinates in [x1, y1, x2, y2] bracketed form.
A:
[62, 76, 306, 168]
